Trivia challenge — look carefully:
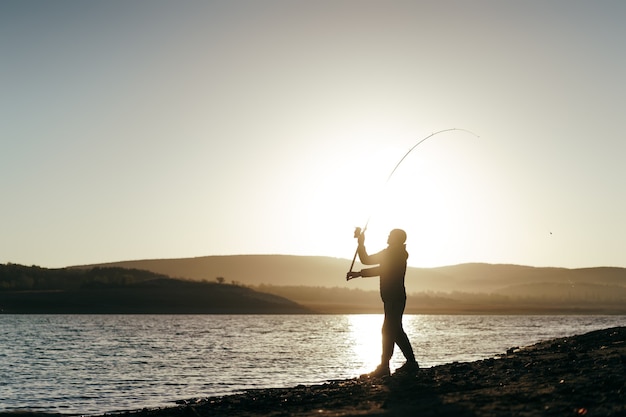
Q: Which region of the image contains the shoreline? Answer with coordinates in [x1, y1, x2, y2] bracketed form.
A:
[108, 326, 625, 417]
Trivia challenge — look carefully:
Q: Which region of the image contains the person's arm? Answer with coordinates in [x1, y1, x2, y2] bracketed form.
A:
[346, 241, 385, 280]
[346, 265, 380, 280]
[346, 232, 384, 280]
[356, 233, 383, 265]
[360, 265, 381, 277]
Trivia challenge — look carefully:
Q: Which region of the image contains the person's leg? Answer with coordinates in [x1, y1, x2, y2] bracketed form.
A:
[392, 297, 416, 363]
[367, 300, 416, 378]
[387, 297, 419, 374]
[381, 302, 396, 364]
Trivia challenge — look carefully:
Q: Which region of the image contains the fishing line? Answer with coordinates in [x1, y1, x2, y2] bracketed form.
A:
[346, 128, 480, 278]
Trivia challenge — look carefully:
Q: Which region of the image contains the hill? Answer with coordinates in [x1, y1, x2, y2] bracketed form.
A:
[0, 264, 311, 314]
[79, 255, 626, 294]
[78, 255, 367, 289]
[75, 255, 626, 314]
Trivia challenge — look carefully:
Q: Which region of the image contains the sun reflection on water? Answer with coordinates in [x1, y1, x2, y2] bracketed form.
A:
[346, 314, 430, 374]
[346, 314, 383, 375]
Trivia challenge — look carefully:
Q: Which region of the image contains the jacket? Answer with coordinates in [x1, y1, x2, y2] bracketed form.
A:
[357, 243, 408, 302]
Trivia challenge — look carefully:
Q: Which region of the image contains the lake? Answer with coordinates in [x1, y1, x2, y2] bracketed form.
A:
[1, 314, 624, 415]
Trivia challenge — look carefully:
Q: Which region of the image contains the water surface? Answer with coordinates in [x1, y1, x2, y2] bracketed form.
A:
[1, 314, 624, 415]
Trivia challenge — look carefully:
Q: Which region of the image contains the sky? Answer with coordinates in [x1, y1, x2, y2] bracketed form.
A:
[2, 1, 625, 270]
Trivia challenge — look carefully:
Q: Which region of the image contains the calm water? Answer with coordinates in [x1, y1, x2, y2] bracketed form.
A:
[1, 314, 624, 415]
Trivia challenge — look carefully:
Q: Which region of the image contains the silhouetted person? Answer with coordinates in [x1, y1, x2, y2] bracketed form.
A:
[347, 228, 419, 377]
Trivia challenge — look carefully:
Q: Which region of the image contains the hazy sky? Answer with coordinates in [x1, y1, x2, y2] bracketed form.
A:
[2, 1, 625, 269]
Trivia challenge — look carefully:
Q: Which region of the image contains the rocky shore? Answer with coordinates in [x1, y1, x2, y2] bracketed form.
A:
[109, 326, 625, 417]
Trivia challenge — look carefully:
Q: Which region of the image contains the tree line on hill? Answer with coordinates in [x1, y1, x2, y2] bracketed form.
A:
[0, 263, 169, 291]
[253, 284, 626, 314]
[0, 264, 310, 314]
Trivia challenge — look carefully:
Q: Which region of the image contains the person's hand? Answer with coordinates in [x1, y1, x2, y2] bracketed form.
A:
[357, 231, 365, 246]
[346, 271, 361, 281]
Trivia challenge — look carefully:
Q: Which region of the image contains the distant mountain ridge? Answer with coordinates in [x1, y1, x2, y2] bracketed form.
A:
[77, 255, 626, 294]
[6, 258, 626, 314]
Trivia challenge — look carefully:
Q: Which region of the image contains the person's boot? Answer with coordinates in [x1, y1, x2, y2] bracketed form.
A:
[393, 360, 419, 376]
[363, 363, 390, 378]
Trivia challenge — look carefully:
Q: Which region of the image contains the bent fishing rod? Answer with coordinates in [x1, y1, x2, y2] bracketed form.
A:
[346, 127, 479, 280]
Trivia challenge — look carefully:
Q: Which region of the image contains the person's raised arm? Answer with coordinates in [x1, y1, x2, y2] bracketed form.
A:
[357, 232, 382, 265]
[346, 232, 384, 280]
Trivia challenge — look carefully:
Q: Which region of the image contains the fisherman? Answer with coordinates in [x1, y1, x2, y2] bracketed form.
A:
[347, 228, 419, 377]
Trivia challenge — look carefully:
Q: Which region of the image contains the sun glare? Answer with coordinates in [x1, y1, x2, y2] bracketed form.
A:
[296, 125, 487, 266]
[298, 127, 405, 260]
[344, 130, 485, 267]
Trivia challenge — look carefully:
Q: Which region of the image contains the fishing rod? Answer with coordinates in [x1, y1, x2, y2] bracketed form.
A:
[346, 127, 479, 280]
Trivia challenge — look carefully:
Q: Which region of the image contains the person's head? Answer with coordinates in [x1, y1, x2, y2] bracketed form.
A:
[387, 228, 407, 246]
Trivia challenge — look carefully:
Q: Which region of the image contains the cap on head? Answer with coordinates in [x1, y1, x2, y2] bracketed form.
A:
[388, 228, 407, 245]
